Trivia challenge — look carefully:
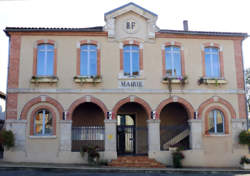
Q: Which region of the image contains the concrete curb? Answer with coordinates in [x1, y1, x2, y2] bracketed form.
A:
[0, 163, 249, 174]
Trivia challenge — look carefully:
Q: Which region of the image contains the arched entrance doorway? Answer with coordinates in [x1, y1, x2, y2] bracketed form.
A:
[160, 102, 190, 150]
[71, 102, 105, 151]
[116, 102, 149, 155]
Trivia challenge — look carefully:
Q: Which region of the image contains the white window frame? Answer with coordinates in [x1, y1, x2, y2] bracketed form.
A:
[37, 44, 54, 76]
[165, 46, 181, 77]
[80, 44, 97, 77]
[209, 109, 225, 134]
[34, 109, 52, 136]
[205, 47, 220, 78]
[123, 45, 139, 77]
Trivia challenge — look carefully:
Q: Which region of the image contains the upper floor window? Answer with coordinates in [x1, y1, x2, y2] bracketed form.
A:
[204, 47, 220, 78]
[208, 109, 224, 134]
[34, 109, 53, 136]
[37, 44, 55, 76]
[123, 45, 139, 77]
[80, 44, 97, 77]
[165, 46, 181, 77]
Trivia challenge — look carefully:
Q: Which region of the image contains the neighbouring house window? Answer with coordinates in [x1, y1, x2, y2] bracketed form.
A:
[34, 109, 53, 135]
[80, 44, 97, 77]
[165, 46, 181, 77]
[205, 47, 220, 78]
[37, 44, 54, 76]
[123, 45, 139, 77]
[208, 109, 224, 134]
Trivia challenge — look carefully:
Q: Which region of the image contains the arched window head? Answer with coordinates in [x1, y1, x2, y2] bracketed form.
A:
[80, 44, 97, 77]
[34, 109, 53, 135]
[37, 44, 55, 76]
[123, 45, 139, 77]
[165, 46, 181, 77]
[204, 47, 220, 78]
[208, 109, 224, 134]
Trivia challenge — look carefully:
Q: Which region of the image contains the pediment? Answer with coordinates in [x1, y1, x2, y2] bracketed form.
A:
[104, 2, 159, 41]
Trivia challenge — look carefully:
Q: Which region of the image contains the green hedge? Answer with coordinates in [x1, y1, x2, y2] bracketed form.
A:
[0, 129, 15, 149]
[239, 130, 250, 146]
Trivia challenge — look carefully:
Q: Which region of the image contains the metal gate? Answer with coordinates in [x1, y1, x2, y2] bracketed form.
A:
[117, 114, 148, 155]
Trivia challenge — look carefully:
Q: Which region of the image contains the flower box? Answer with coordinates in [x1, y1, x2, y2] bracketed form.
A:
[162, 76, 188, 84]
[30, 76, 58, 83]
[73, 76, 102, 83]
[198, 77, 227, 85]
[241, 163, 250, 170]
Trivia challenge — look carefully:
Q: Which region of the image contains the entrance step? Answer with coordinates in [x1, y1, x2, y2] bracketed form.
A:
[109, 156, 165, 168]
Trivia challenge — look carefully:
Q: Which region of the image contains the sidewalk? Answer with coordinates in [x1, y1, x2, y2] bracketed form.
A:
[0, 161, 249, 174]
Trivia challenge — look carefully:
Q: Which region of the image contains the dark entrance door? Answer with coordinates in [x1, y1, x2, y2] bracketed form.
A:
[117, 114, 135, 155]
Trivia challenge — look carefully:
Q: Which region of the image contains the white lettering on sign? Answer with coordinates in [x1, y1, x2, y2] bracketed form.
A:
[119, 80, 144, 88]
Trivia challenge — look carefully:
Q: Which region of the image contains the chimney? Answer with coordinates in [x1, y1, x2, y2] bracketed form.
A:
[183, 20, 188, 31]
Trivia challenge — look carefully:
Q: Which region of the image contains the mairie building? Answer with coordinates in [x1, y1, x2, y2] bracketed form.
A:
[3, 3, 249, 167]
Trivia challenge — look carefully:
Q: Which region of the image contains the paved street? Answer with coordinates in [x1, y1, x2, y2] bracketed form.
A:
[0, 169, 249, 176]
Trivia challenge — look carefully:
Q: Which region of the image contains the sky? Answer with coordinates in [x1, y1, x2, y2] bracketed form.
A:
[0, 0, 250, 95]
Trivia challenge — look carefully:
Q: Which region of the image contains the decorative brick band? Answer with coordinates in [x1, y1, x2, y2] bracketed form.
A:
[8, 35, 21, 88]
[198, 96, 236, 119]
[204, 105, 229, 135]
[67, 95, 108, 120]
[234, 39, 247, 119]
[120, 40, 143, 71]
[155, 96, 195, 120]
[201, 42, 224, 77]
[112, 96, 152, 120]
[161, 41, 185, 77]
[30, 105, 57, 136]
[6, 93, 18, 120]
[33, 39, 57, 76]
[6, 35, 21, 120]
[20, 95, 64, 120]
[76, 40, 101, 76]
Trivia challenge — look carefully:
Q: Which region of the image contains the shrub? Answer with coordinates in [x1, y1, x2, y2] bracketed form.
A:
[239, 130, 250, 146]
[240, 156, 250, 165]
[0, 129, 15, 150]
[80, 145, 100, 164]
[172, 149, 185, 168]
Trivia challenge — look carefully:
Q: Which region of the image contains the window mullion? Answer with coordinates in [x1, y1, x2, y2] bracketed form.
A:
[214, 110, 217, 133]
[130, 46, 133, 76]
[42, 110, 45, 135]
[44, 45, 48, 75]
[210, 48, 214, 77]
[87, 45, 90, 76]
[171, 47, 174, 76]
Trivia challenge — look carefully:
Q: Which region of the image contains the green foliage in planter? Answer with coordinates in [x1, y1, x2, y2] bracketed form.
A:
[239, 130, 250, 146]
[172, 149, 185, 168]
[240, 156, 250, 164]
[80, 145, 100, 164]
[0, 129, 15, 150]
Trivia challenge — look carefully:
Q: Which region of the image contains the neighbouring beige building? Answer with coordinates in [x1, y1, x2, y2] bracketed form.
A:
[3, 3, 249, 167]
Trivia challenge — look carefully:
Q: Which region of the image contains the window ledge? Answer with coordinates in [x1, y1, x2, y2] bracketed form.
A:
[29, 135, 56, 139]
[30, 76, 58, 83]
[73, 76, 102, 83]
[198, 77, 227, 85]
[204, 134, 230, 137]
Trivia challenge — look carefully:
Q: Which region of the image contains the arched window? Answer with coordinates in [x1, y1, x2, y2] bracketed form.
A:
[204, 47, 220, 78]
[80, 44, 97, 77]
[34, 109, 53, 135]
[37, 44, 55, 76]
[123, 45, 139, 77]
[165, 46, 181, 77]
[208, 109, 224, 134]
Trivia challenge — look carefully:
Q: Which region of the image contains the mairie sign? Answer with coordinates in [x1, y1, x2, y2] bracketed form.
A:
[119, 80, 144, 88]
